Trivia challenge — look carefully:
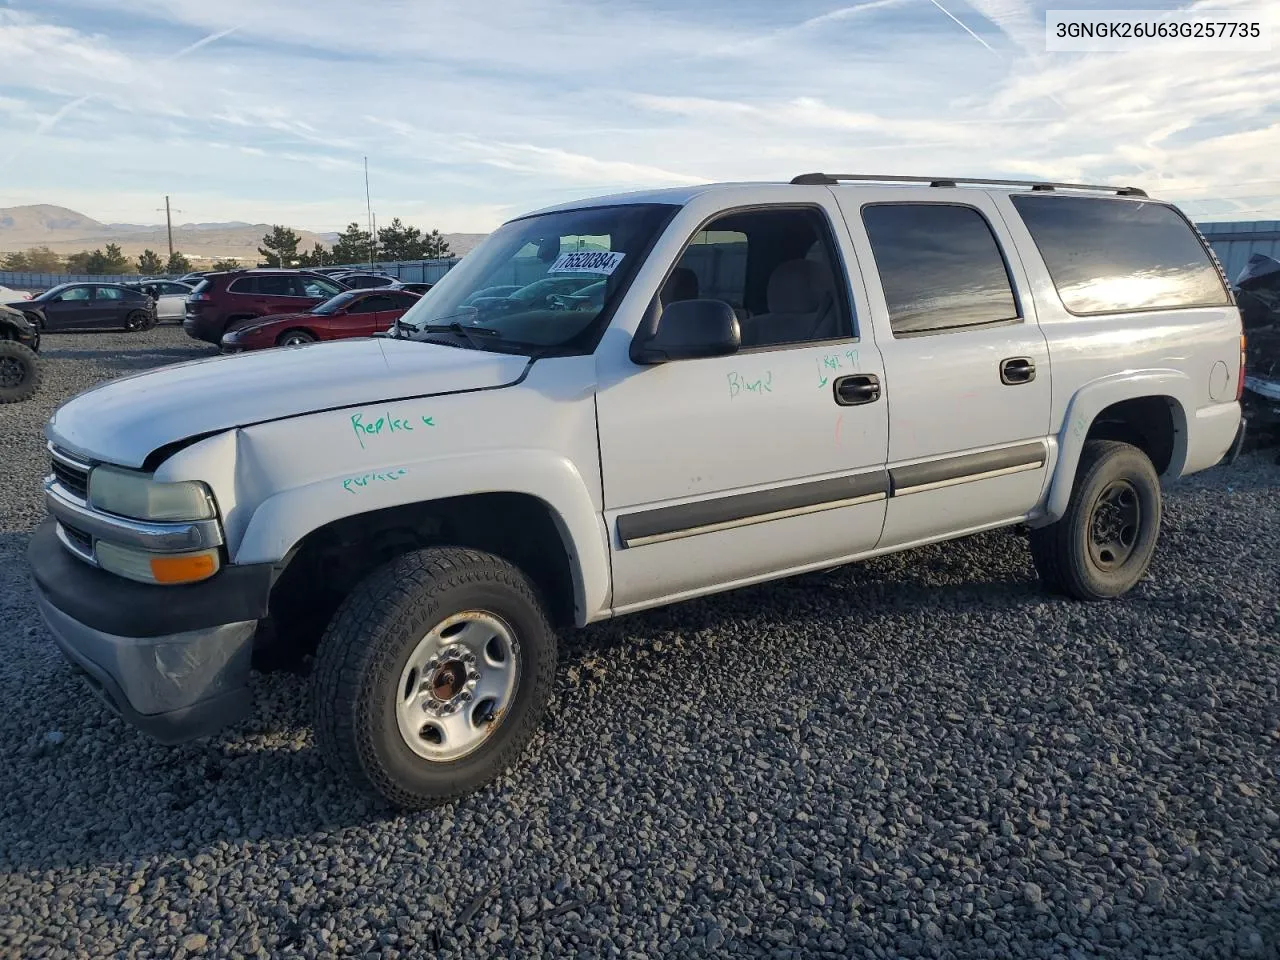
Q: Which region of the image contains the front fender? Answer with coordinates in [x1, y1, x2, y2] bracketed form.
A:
[1033, 370, 1191, 527]
[231, 448, 610, 626]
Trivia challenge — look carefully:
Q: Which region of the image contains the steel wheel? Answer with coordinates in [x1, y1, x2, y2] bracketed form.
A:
[1088, 479, 1141, 570]
[394, 611, 521, 762]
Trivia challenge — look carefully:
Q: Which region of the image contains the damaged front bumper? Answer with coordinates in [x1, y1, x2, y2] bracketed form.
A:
[28, 519, 274, 743]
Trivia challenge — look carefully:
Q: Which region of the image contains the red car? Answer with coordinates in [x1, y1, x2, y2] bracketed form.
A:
[183, 269, 350, 345]
[218, 288, 422, 352]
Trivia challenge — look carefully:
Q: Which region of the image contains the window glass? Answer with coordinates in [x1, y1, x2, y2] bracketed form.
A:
[302, 276, 342, 297]
[252, 276, 296, 296]
[861, 203, 1020, 336]
[228, 277, 258, 294]
[1009, 195, 1231, 314]
[666, 208, 852, 348]
[397, 202, 677, 354]
[59, 287, 91, 301]
[95, 286, 123, 300]
[349, 295, 393, 314]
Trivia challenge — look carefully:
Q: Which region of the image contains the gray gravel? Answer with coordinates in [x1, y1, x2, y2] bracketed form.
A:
[2, 326, 1278, 959]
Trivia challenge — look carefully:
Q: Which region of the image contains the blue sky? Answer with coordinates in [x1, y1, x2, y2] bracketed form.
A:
[0, 0, 1276, 233]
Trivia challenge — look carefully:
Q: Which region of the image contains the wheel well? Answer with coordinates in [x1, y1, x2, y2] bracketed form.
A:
[275, 327, 315, 344]
[1085, 396, 1181, 475]
[256, 493, 576, 667]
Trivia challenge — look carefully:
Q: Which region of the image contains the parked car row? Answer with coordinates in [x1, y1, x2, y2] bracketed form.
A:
[3, 282, 157, 332]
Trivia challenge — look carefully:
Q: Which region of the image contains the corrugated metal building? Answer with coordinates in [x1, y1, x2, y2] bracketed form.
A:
[1197, 221, 1280, 283]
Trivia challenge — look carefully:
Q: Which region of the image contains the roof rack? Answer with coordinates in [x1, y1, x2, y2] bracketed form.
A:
[790, 172, 1147, 198]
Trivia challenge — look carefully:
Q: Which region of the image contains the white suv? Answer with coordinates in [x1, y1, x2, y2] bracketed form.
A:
[30, 174, 1247, 810]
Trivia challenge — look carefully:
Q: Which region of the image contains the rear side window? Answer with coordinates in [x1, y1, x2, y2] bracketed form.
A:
[228, 277, 258, 294]
[861, 203, 1020, 336]
[1009, 195, 1231, 314]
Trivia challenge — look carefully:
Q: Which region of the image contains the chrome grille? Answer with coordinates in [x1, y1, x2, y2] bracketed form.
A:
[48, 444, 92, 501]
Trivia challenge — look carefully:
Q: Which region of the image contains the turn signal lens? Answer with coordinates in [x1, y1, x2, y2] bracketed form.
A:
[150, 552, 219, 584]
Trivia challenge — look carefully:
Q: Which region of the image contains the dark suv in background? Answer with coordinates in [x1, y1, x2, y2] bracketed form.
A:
[183, 269, 349, 344]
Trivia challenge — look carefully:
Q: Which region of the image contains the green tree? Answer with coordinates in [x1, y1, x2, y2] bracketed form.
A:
[258, 225, 301, 268]
[210, 258, 241, 271]
[2, 246, 64, 271]
[330, 222, 373, 265]
[65, 250, 93, 273]
[422, 228, 452, 259]
[376, 218, 424, 260]
[64, 245, 130, 274]
[167, 251, 192, 273]
[297, 242, 332, 267]
[137, 249, 165, 274]
[100, 243, 133, 273]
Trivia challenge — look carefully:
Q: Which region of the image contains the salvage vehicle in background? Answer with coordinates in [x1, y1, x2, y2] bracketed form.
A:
[0, 303, 42, 402]
[0, 284, 34, 301]
[6, 282, 156, 332]
[29, 174, 1246, 811]
[124, 279, 195, 322]
[1234, 253, 1280, 448]
[331, 272, 399, 289]
[182, 269, 348, 344]
[220, 288, 421, 351]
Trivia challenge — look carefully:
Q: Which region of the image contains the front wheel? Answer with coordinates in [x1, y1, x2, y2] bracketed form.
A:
[1029, 439, 1162, 600]
[0, 340, 42, 403]
[123, 310, 149, 332]
[311, 547, 559, 810]
[276, 329, 316, 346]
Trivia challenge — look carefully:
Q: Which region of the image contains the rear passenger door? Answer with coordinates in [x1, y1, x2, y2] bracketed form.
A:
[833, 189, 1052, 547]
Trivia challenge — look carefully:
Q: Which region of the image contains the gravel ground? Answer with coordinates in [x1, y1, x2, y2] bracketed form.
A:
[1, 326, 1277, 960]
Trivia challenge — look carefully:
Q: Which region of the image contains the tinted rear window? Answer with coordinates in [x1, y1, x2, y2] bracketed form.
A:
[861, 202, 1020, 336]
[1009, 195, 1231, 314]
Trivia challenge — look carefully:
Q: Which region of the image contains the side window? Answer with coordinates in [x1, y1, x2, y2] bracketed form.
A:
[94, 286, 123, 300]
[58, 287, 91, 301]
[302, 277, 342, 297]
[666, 207, 852, 349]
[861, 203, 1019, 337]
[251, 276, 296, 296]
[391, 293, 419, 309]
[228, 277, 258, 294]
[1009, 195, 1232, 314]
[349, 295, 389, 314]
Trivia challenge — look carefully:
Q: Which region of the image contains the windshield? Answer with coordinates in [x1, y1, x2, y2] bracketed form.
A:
[397, 202, 678, 353]
[313, 291, 360, 315]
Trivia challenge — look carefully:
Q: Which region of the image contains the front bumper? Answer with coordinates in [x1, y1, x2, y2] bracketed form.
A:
[28, 518, 275, 743]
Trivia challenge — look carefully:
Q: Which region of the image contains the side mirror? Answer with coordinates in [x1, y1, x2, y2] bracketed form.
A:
[630, 298, 741, 364]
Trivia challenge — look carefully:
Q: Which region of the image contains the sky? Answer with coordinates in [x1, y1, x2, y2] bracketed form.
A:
[0, 0, 1277, 234]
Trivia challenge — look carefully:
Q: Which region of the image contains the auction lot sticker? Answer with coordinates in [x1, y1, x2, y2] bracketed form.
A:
[548, 251, 626, 275]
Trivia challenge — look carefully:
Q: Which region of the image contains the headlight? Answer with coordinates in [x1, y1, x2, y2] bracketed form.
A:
[95, 541, 220, 585]
[88, 465, 216, 521]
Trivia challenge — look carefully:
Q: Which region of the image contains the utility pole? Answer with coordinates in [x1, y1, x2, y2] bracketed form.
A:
[155, 196, 182, 273]
[364, 157, 376, 270]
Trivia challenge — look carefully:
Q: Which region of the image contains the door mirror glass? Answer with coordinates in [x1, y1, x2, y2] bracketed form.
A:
[630, 298, 741, 364]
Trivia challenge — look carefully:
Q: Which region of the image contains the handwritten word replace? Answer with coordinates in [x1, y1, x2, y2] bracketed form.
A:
[342, 467, 408, 494]
[350, 409, 437, 449]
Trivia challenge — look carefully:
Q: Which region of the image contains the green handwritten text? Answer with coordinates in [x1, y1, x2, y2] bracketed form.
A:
[342, 467, 409, 494]
[727, 370, 773, 399]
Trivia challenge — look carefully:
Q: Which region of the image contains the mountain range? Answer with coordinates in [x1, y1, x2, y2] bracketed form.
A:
[0, 204, 486, 265]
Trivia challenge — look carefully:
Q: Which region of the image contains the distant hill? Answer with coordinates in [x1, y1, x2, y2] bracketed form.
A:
[0, 204, 486, 266]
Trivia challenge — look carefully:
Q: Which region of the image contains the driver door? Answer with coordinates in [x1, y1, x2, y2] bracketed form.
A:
[47, 286, 95, 330]
[594, 196, 891, 613]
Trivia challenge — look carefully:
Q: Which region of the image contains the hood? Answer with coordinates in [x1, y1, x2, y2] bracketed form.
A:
[47, 337, 530, 468]
[224, 312, 312, 336]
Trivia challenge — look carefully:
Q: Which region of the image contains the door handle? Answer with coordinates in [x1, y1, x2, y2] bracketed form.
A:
[1000, 357, 1036, 385]
[834, 373, 881, 405]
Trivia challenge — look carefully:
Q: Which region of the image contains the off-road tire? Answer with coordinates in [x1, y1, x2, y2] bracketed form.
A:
[1030, 439, 1161, 600]
[311, 547, 558, 810]
[0, 340, 42, 403]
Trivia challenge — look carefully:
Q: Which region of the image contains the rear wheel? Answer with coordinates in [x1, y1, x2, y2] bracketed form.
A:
[311, 547, 559, 810]
[1029, 439, 1162, 600]
[0, 340, 42, 403]
[276, 329, 316, 346]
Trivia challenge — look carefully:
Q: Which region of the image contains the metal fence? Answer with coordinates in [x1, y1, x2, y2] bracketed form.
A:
[1198, 221, 1280, 282]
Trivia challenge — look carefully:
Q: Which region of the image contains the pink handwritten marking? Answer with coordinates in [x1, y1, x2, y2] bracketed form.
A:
[835, 414, 844, 445]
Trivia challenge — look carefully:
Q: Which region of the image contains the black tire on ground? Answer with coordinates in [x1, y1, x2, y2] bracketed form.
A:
[0, 340, 42, 403]
[1029, 439, 1162, 601]
[311, 547, 559, 810]
[276, 329, 316, 346]
[123, 310, 148, 332]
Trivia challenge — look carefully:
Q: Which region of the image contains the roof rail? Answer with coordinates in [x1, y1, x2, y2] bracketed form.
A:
[790, 172, 1147, 198]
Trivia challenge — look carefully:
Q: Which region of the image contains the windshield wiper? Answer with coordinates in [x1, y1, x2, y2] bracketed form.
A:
[417, 320, 503, 350]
